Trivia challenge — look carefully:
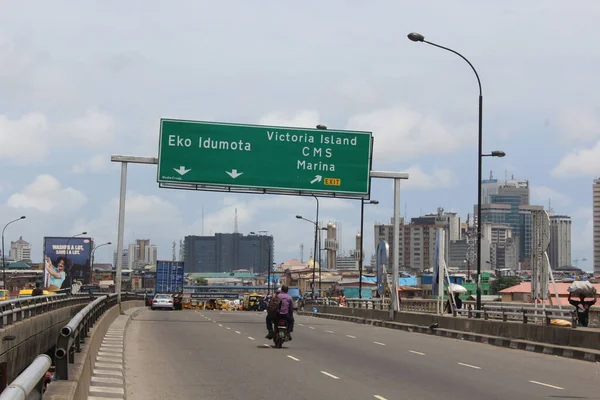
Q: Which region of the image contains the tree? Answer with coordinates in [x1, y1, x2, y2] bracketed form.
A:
[194, 278, 208, 286]
[491, 276, 521, 294]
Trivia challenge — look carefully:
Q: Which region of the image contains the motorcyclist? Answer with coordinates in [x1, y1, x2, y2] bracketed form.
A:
[265, 285, 295, 340]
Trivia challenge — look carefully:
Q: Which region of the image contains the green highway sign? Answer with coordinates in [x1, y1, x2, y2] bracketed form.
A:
[157, 119, 373, 196]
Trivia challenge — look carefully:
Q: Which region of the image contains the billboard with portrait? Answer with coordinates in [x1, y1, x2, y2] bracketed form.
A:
[43, 236, 93, 291]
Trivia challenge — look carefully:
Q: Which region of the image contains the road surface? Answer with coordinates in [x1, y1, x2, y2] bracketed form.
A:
[124, 308, 600, 399]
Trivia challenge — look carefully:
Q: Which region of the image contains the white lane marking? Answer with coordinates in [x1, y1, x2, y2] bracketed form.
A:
[298, 323, 304, 326]
[346, 335, 356, 339]
[263, 344, 271, 348]
[235, 331, 241, 334]
[457, 362, 481, 370]
[373, 342, 386, 346]
[409, 350, 425, 356]
[218, 324, 222, 327]
[226, 327, 231, 330]
[529, 381, 564, 390]
[248, 337, 255, 340]
[287, 355, 300, 361]
[309, 326, 315, 330]
[326, 330, 334, 333]
[320, 371, 340, 380]
[374, 396, 388, 400]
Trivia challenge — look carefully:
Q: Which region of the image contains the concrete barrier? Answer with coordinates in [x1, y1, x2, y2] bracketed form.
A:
[0, 303, 86, 385]
[44, 301, 143, 400]
[309, 306, 600, 351]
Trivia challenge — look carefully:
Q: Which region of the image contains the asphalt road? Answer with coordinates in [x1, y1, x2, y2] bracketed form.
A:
[124, 308, 600, 400]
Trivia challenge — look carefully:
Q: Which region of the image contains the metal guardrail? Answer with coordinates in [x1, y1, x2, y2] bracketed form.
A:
[0, 354, 51, 400]
[459, 304, 578, 327]
[54, 292, 139, 380]
[344, 298, 578, 327]
[0, 294, 90, 328]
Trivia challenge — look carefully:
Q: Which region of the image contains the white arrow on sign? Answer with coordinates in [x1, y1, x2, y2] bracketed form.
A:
[310, 175, 323, 184]
[173, 166, 191, 175]
[226, 169, 243, 179]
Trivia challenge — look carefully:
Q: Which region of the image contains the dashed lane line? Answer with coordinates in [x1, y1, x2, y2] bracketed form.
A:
[326, 330, 334, 334]
[309, 326, 315, 330]
[374, 396, 388, 400]
[346, 335, 356, 339]
[248, 337, 255, 340]
[409, 350, 425, 356]
[263, 344, 271, 348]
[457, 362, 481, 370]
[287, 355, 300, 361]
[373, 342, 386, 346]
[320, 371, 340, 380]
[529, 381, 564, 390]
[235, 331, 241, 334]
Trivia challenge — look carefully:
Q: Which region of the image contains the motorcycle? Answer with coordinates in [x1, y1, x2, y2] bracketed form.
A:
[273, 319, 289, 348]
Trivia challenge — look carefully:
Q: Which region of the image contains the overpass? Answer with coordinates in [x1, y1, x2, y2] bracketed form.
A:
[118, 308, 599, 399]
[0, 294, 90, 389]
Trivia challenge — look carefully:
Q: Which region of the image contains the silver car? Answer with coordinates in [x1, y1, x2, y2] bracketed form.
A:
[151, 294, 174, 310]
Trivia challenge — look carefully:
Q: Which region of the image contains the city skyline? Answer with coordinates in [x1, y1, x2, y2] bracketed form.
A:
[0, 2, 598, 273]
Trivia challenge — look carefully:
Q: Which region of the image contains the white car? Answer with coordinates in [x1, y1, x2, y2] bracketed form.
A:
[151, 294, 174, 310]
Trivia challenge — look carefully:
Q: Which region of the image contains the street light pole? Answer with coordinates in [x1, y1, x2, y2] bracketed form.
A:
[1, 216, 26, 289]
[296, 214, 319, 299]
[91, 242, 112, 282]
[407, 32, 505, 312]
[359, 200, 379, 299]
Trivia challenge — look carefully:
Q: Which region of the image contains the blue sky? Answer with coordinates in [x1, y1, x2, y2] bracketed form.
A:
[0, 1, 599, 270]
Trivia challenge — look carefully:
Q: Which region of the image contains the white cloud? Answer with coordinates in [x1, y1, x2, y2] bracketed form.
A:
[258, 110, 321, 128]
[346, 105, 472, 163]
[556, 107, 600, 142]
[71, 154, 114, 174]
[571, 207, 592, 253]
[531, 186, 571, 207]
[0, 113, 49, 164]
[59, 108, 116, 148]
[6, 174, 87, 214]
[401, 166, 457, 190]
[551, 140, 600, 177]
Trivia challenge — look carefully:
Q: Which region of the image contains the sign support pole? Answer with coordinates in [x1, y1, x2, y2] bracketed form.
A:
[112, 156, 158, 314]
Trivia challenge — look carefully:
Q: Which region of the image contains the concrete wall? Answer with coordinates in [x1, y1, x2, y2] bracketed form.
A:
[315, 306, 600, 351]
[45, 301, 143, 400]
[0, 303, 86, 385]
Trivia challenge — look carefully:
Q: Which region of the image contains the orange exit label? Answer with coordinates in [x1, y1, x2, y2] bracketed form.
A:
[324, 178, 341, 186]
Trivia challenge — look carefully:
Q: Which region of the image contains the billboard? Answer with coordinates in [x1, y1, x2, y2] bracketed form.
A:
[43, 236, 93, 291]
[156, 260, 184, 293]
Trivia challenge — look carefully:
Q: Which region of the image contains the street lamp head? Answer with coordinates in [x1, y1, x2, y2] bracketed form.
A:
[107, 242, 112, 245]
[20, 216, 26, 219]
[370, 200, 379, 205]
[316, 124, 327, 130]
[81, 232, 87, 235]
[491, 150, 506, 158]
[295, 215, 302, 219]
[407, 32, 425, 42]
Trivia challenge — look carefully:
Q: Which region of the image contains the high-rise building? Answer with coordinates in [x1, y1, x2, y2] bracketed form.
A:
[373, 208, 456, 271]
[136, 239, 150, 263]
[595, 179, 600, 275]
[482, 175, 529, 205]
[145, 245, 158, 265]
[127, 243, 139, 269]
[184, 233, 274, 273]
[9, 236, 32, 262]
[549, 215, 572, 270]
[324, 222, 339, 270]
[113, 248, 129, 269]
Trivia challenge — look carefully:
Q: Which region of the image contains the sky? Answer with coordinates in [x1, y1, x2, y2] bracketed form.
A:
[1, 1, 599, 270]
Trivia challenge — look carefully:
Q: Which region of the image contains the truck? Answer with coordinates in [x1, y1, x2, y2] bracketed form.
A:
[155, 260, 184, 310]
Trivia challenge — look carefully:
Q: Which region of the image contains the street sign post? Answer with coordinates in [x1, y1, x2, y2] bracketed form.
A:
[157, 119, 373, 198]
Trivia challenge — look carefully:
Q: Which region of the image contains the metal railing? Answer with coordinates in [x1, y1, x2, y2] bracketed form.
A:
[459, 304, 578, 327]
[0, 294, 90, 328]
[343, 298, 578, 327]
[54, 292, 138, 380]
[0, 355, 51, 400]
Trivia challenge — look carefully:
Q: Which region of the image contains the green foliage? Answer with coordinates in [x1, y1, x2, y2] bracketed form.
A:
[491, 276, 521, 294]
